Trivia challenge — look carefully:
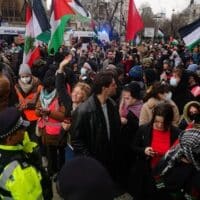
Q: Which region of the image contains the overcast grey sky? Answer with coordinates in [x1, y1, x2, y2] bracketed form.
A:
[134, 0, 191, 18]
[47, 0, 193, 18]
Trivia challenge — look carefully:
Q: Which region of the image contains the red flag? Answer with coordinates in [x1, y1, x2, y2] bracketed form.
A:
[126, 0, 144, 41]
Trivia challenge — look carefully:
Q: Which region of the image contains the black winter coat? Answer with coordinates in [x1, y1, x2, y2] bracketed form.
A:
[55, 72, 72, 116]
[71, 95, 121, 177]
[129, 124, 181, 200]
[118, 111, 139, 188]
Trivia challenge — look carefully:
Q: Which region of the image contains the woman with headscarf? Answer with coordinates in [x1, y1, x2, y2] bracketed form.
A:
[36, 69, 65, 176]
[153, 129, 200, 200]
[179, 101, 200, 130]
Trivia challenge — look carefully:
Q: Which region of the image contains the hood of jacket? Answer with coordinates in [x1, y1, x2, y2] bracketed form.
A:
[183, 101, 200, 124]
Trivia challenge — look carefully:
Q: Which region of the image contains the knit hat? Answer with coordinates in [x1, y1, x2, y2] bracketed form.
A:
[129, 65, 143, 81]
[19, 64, 31, 75]
[187, 64, 199, 72]
[0, 107, 29, 139]
[57, 157, 115, 200]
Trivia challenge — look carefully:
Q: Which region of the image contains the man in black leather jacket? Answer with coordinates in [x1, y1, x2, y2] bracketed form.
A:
[71, 71, 121, 179]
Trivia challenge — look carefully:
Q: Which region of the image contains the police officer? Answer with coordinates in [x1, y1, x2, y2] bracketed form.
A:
[0, 107, 52, 200]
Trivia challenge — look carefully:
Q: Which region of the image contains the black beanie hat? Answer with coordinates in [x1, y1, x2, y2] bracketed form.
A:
[57, 157, 115, 200]
[43, 69, 56, 88]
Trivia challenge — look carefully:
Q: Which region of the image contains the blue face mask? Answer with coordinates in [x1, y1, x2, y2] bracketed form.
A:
[170, 77, 178, 87]
[80, 67, 87, 75]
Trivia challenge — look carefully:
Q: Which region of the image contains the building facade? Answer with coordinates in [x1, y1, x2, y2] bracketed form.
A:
[0, 0, 48, 26]
[181, 0, 200, 24]
[0, 0, 25, 25]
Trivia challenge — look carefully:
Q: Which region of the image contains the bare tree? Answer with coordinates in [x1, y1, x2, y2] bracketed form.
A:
[82, 0, 121, 37]
[160, 12, 190, 38]
[140, 4, 155, 27]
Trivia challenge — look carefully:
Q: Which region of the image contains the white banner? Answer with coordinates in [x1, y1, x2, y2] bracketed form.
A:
[0, 26, 25, 35]
[144, 27, 155, 38]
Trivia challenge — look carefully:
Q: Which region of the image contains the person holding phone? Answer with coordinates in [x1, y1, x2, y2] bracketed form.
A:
[129, 103, 181, 200]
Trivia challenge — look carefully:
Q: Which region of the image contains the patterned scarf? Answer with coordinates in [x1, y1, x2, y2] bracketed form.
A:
[159, 129, 200, 176]
[40, 88, 57, 109]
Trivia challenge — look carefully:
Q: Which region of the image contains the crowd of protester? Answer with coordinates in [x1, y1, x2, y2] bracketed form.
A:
[0, 39, 200, 199]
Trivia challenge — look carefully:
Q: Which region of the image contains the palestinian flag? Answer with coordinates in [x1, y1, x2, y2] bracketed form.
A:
[23, 0, 51, 67]
[179, 18, 200, 50]
[69, 0, 91, 23]
[157, 28, 164, 38]
[48, 0, 91, 54]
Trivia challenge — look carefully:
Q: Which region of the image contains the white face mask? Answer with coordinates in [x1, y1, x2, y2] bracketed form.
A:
[170, 77, 178, 87]
[21, 76, 31, 84]
[80, 67, 87, 76]
[165, 92, 172, 101]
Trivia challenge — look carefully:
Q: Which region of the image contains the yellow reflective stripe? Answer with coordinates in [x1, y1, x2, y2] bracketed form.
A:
[0, 161, 19, 190]
[2, 196, 12, 200]
[0, 145, 23, 151]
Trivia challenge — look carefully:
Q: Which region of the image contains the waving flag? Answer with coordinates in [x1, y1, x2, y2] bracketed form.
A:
[126, 0, 144, 42]
[179, 18, 200, 50]
[48, 0, 91, 54]
[157, 28, 164, 38]
[23, 0, 50, 67]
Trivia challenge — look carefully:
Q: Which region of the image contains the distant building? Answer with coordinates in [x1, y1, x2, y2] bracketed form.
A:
[182, 0, 200, 24]
[0, 0, 48, 26]
[0, 0, 25, 25]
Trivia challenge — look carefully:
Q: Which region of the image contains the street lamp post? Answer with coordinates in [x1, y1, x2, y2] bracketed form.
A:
[171, 9, 175, 37]
[153, 15, 161, 41]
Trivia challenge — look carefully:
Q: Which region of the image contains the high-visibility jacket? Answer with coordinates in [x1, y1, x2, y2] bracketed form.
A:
[15, 84, 43, 121]
[0, 133, 43, 200]
[37, 97, 62, 135]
